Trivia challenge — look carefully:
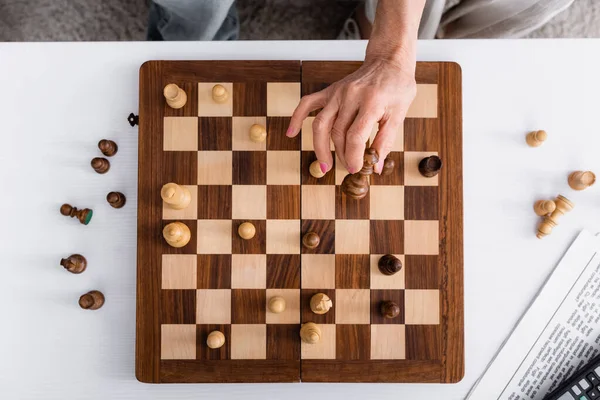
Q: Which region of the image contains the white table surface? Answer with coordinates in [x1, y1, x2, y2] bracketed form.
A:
[1, 39, 599, 400]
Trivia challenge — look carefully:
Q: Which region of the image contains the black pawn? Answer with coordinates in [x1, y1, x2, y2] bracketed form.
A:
[378, 254, 402, 276]
[91, 157, 110, 174]
[106, 192, 126, 209]
[418, 155, 442, 177]
[98, 139, 118, 157]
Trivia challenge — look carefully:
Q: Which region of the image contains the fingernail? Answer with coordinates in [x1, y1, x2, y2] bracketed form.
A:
[348, 167, 356, 174]
[285, 128, 294, 137]
[320, 162, 328, 173]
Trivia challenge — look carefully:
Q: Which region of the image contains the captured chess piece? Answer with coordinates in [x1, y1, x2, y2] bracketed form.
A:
[163, 222, 191, 248]
[98, 139, 118, 157]
[60, 254, 87, 274]
[380, 301, 400, 319]
[381, 157, 395, 176]
[91, 157, 110, 174]
[268, 296, 286, 314]
[378, 254, 402, 276]
[60, 204, 93, 225]
[212, 84, 229, 103]
[249, 124, 267, 143]
[526, 130, 547, 147]
[536, 195, 574, 239]
[568, 171, 596, 191]
[340, 148, 379, 200]
[207, 330, 225, 349]
[163, 83, 187, 109]
[300, 322, 321, 344]
[533, 200, 556, 216]
[238, 222, 256, 240]
[418, 155, 442, 177]
[79, 290, 105, 310]
[310, 293, 332, 315]
[161, 183, 191, 210]
[106, 191, 126, 209]
[536, 216, 558, 239]
[309, 160, 325, 179]
[302, 231, 320, 249]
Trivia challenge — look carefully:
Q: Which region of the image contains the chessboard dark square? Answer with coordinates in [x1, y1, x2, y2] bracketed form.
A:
[301, 151, 336, 185]
[267, 324, 300, 360]
[371, 289, 405, 324]
[197, 324, 231, 360]
[161, 220, 197, 255]
[233, 82, 267, 116]
[232, 219, 266, 254]
[231, 289, 266, 324]
[370, 220, 404, 254]
[335, 255, 370, 289]
[405, 255, 440, 289]
[267, 185, 300, 219]
[267, 254, 300, 288]
[198, 117, 232, 150]
[163, 81, 198, 117]
[267, 117, 299, 150]
[403, 118, 440, 152]
[404, 186, 439, 220]
[232, 151, 267, 185]
[197, 185, 232, 219]
[301, 289, 335, 324]
[336, 324, 370, 360]
[197, 255, 232, 289]
[161, 151, 197, 185]
[160, 289, 196, 324]
[301, 220, 335, 254]
[335, 185, 370, 219]
[405, 325, 441, 360]
[301, 82, 328, 116]
[370, 151, 403, 186]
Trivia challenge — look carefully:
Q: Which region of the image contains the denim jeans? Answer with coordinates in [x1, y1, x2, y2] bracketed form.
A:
[147, 0, 239, 41]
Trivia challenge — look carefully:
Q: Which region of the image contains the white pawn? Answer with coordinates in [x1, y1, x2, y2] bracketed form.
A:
[163, 83, 187, 109]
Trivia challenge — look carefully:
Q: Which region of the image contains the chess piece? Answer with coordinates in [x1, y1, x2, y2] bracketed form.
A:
[268, 296, 286, 314]
[418, 155, 442, 177]
[526, 130, 547, 147]
[549, 195, 574, 224]
[537, 216, 557, 239]
[533, 200, 556, 216]
[381, 157, 395, 176]
[161, 183, 192, 210]
[207, 331, 225, 349]
[212, 84, 229, 103]
[300, 322, 321, 344]
[60, 204, 93, 225]
[238, 222, 256, 240]
[340, 148, 379, 200]
[60, 254, 87, 274]
[91, 157, 110, 174]
[98, 139, 118, 157]
[380, 301, 400, 319]
[106, 191, 126, 209]
[568, 171, 596, 191]
[378, 254, 402, 276]
[309, 160, 325, 178]
[163, 222, 191, 248]
[79, 290, 105, 310]
[163, 83, 187, 109]
[302, 231, 320, 249]
[310, 293, 332, 315]
[249, 124, 267, 143]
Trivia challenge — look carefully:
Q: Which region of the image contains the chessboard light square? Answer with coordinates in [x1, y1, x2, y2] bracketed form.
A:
[406, 84, 438, 118]
[301, 254, 336, 289]
[301, 116, 335, 151]
[162, 254, 197, 289]
[198, 151, 232, 185]
[231, 254, 266, 289]
[267, 151, 300, 185]
[368, 122, 404, 152]
[198, 82, 233, 117]
[369, 186, 404, 220]
[301, 323, 336, 359]
[266, 220, 300, 254]
[196, 289, 231, 324]
[162, 185, 198, 220]
[267, 82, 301, 117]
[370, 255, 405, 289]
[232, 117, 267, 151]
[404, 220, 439, 255]
[302, 185, 335, 220]
[161, 324, 196, 360]
[231, 324, 266, 359]
[335, 289, 370, 324]
[405, 289, 440, 325]
[163, 117, 198, 151]
[232, 185, 266, 220]
[335, 220, 370, 254]
[371, 325, 406, 359]
[266, 289, 300, 324]
[197, 220, 232, 254]
[404, 151, 439, 186]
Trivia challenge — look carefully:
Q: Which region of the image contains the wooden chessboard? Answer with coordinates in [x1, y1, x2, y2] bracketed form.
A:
[136, 60, 464, 383]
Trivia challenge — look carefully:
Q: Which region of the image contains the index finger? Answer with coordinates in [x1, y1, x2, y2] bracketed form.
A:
[286, 90, 328, 138]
